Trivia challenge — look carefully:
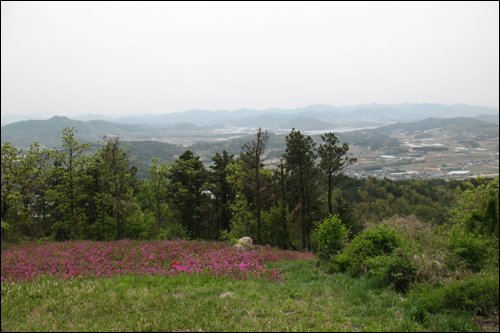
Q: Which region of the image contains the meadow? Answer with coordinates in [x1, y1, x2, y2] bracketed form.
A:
[0, 239, 488, 332]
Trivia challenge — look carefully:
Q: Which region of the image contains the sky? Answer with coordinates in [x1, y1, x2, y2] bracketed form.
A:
[1, 1, 499, 117]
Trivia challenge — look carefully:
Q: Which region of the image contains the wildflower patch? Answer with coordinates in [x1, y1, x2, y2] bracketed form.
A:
[1, 240, 315, 283]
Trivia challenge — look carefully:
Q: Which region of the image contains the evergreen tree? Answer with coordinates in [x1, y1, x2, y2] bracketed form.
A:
[317, 132, 357, 215]
[97, 136, 138, 240]
[168, 150, 208, 238]
[47, 127, 91, 240]
[210, 150, 235, 239]
[241, 128, 269, 244]
[283, 128, 317, 250]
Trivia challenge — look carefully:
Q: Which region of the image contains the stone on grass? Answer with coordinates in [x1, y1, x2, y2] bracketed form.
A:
[219, 292, 234, 298]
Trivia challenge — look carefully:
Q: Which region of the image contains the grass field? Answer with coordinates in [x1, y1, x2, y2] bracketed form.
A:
[1, 240, 483, 332]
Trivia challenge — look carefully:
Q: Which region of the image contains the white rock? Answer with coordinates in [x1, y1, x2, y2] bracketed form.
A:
[219, 292, 234, 298]
[238, 237, 253, 247]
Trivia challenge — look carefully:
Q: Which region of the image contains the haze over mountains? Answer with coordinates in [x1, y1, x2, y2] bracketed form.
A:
[2, 103, 498, 127]
[1, 105, 498, 151]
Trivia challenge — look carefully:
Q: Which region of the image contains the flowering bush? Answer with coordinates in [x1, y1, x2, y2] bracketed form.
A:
[1, 240, 315, 283]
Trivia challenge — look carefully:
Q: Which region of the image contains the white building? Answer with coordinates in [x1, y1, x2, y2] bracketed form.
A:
[448, 170, 470, 175]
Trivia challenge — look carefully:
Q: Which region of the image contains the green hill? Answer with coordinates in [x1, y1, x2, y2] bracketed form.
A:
[1, 116, 168, 149]
[473, 114, 499, 124]
[120, 141, 186, 179]
[377, 117, 499, 137]
[280, 117, 335, 130]
[165, 122, 205, 132]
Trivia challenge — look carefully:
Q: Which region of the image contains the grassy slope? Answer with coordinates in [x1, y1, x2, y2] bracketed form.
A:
[1, 260, 477, 332]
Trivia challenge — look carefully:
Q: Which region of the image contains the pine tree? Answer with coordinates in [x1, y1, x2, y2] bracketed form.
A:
[283, 128, 317, 250]
[317, 132, 357, 215]
[48, 127, 91, 240]
[241, 128, 269, 244]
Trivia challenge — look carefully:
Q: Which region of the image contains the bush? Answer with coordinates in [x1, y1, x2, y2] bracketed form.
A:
[409, 271, 499, 315]
[333, 224, 401, 276]
[446, 228, 489, 272]
[366, 249, 418, 292]
[311, 214, 348, 259]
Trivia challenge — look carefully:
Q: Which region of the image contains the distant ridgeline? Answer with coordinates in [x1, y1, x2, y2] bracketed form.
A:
[1, 112, 498, 179]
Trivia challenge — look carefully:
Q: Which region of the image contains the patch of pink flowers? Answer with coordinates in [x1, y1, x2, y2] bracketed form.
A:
[1, 240, 315, 283]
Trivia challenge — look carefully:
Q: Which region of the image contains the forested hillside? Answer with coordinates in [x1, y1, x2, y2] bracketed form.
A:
[2, 125, 494, 248]
[0, 116, 169, 149]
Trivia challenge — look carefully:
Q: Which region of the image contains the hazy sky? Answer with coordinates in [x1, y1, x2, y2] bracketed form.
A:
[1, 1, 499, 116]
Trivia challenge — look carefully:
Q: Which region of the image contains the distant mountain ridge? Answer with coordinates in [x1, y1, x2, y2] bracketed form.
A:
[110, 103, 498, 126]
[2, 103, 497, 127]
[2, 112, 498, 151]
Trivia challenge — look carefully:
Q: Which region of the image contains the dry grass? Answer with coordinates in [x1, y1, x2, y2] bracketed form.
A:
[475, 306, 499, 332]
[380, 215, 465, 285]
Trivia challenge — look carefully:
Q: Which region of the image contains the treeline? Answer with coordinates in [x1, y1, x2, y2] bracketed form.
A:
[0, 126, 482, 250]
[1, 127, 353, 249]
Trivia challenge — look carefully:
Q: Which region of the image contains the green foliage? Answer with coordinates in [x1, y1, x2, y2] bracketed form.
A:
[222, 161, 257, 242]
[328, 189, 363, 238]
[155, 222, 190, 240]
[120, 141, 185, 179]
[260, 205, 289, 248]
[317, 133, 356, 216]
[167, 150, 209, 239]
[366, 249, 418, 293]
[409, 271, 499, 315]
[283, 128, 318, 250]
[1, 141, 50, 240]
[97, 136, 139, 240]
[338, 178, 456, 225]
[139, 158, 172, 238]
[450, 177, 499, 239]
[311, 214, 348, 259]
[241, 128, 270, 244]
[48, 127, 92, 240]
[1, 219, 11, 238]
[209, 150, 236, 238]
[445, 228, 489, 272]
[333, 225, 401, 276]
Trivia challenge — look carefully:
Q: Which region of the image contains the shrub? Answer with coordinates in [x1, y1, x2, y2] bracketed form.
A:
[409, 271, 499, 315]
[378, 216, 465, 286]
[333, 224, 401, 276]
[446, 228, 489, 272]
[366, 248, 418, 292]
[311, 214, 348, 259]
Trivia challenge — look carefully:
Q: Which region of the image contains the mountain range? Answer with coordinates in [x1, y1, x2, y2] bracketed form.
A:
[2, 103, 498, 127]
[2, 112, 498, 151]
